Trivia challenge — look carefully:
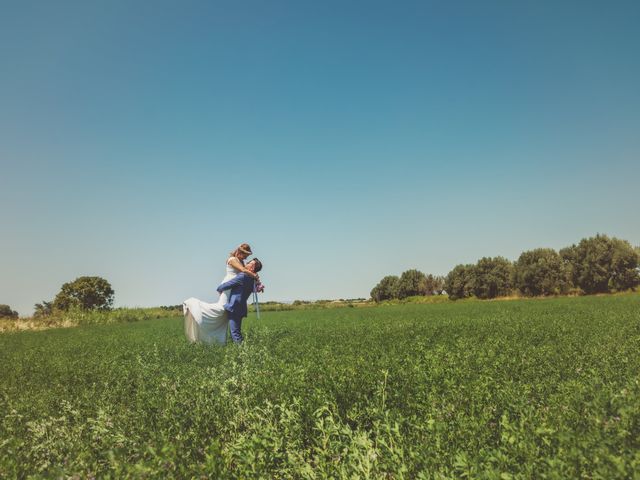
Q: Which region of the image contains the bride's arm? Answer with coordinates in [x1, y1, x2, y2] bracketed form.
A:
[227, 256, 259, 279]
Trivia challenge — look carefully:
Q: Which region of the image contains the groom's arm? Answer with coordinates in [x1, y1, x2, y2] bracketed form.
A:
[217, 273, 247, 293]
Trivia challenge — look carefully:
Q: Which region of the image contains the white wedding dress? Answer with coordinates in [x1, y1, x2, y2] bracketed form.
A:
[183, 262, 239, 345]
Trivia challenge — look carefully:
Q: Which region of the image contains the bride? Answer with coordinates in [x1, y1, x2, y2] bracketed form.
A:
[183, 243, 259, 344]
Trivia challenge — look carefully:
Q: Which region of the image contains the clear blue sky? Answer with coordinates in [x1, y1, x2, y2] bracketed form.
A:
[2, 0, 639, 315]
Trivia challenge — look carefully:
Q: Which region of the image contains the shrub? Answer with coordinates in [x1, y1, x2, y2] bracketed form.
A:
[0, 304, 18, 319]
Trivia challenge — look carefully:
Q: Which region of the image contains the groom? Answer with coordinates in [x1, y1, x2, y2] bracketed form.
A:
[216, 258, 263, 343]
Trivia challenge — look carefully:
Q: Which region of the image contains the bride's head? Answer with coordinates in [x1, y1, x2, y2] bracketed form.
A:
[230, 243, 253, 262]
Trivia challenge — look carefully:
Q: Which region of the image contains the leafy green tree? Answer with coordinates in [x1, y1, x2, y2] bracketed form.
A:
[53, 276, 115, 311]
[610, 238, 640, 291]
[33, 301, 54, 318]
[561, 235, 639, 294]
[370, 275, 400, 302]
[0, 304, 19, 319]
[444, 264, 476, 300]
[514, 248, 570, 296]
[472, 256, 514, 299]
[397, 270, 428, 299]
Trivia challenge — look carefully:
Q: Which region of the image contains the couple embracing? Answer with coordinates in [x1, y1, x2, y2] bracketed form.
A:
[184, 243, 264, 345]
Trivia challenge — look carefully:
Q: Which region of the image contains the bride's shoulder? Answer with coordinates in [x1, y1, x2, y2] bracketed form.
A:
[227, 256, 242, 269]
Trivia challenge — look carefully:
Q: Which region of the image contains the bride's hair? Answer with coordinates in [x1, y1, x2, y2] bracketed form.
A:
[230, 243, 252, 259]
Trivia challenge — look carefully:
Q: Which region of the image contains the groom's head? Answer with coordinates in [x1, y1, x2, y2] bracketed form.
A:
[247, 258, 262, 273]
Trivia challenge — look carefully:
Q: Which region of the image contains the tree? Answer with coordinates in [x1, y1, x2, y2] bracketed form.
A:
[444, 264, 476, 300]
[424, 274, 446, 295]
[559, 244, 579, 289]
[472, 256, 514, 299]
[514, 248, 570, 296]
[397, 269, 428, 299]
[370, 275, 400, 302]
[53, 276, 115, 311]
[33, 301, 54, 318]
[610, 237, 640, 291]
[561, 235, 639, 294]
[0, 305, 19, 319]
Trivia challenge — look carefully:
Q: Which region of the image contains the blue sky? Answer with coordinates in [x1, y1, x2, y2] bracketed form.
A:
[2, 0, 639, 315]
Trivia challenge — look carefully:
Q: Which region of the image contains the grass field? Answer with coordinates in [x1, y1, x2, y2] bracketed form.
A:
[1, 295, 639, 478]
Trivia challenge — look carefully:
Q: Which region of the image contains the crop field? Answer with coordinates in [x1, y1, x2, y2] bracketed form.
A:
[1, 295, 639, 478]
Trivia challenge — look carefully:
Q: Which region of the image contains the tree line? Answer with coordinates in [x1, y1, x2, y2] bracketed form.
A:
[371, 234, 640, 302]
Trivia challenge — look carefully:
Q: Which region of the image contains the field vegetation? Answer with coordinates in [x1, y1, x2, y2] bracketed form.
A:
[0, 306, 181, 333]
[2, 294, 639, 478]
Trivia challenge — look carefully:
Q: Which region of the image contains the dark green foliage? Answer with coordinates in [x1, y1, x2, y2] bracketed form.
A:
[370, 275, 400, 302]
[514, 248, 570, 296]
[159, 305, 183, 311]
[561, 234, 640, 294]
[0, 305, 18, 319]
[371, 274, 445, 302]
[610, 239, 640, 291]
[444, 264, 476, 300]
[396, 269, 428, 299]
[52, 276, 115, 311]
[472, 256, 514, 299]
[1, 295, 640, 477]
[425, 274, 445, 295]
[33, 301, 54, 318]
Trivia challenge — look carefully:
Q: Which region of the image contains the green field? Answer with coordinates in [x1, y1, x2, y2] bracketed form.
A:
[2, 295, 639, 478]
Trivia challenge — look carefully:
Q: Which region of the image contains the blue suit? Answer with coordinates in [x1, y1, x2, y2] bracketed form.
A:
[217, 273, 255, 343]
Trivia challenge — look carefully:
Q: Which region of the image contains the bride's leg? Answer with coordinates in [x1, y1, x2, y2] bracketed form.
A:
[218, 290, 230, 306]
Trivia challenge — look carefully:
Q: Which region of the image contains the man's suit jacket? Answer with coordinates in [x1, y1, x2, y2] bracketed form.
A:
[217, 273, 256, 319]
